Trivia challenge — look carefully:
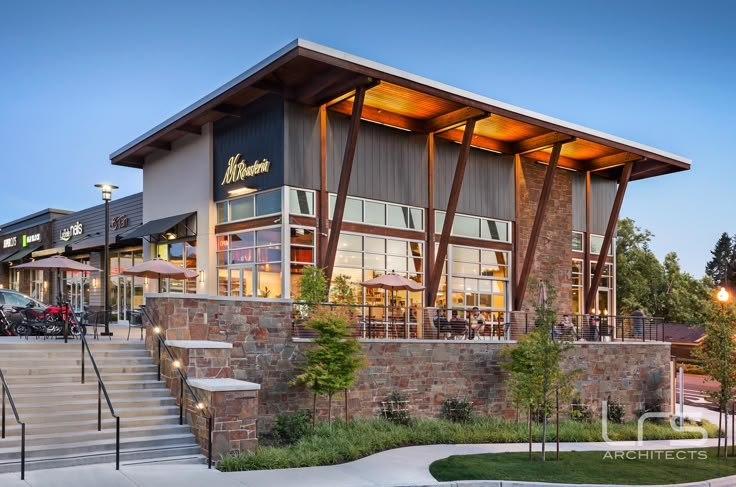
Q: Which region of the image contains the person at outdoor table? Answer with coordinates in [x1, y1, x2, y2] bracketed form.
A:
[434, 309, 451, 338]
[558, 313, 577, 340]
[449, 310, 467, 338]
[631, 307, 645, 338]
[587, 314, 600, 341]
[466, 307, 485, 340]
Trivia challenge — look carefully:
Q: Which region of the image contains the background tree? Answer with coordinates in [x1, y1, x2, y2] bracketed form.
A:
[705, 233, 735, 287]
[692, 300, 736, 457]
[291, 309, 364, 426]
[296, 266, 328, 318]
[616, 218, 711, 323]
[500, 283, 575, 462]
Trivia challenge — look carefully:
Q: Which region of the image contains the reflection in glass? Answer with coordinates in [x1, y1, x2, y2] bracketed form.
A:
[290, 189, 314, 216]
[255, 190, 281, 216]
[365, 201, 385, 226]
[230, 197, 255, 221]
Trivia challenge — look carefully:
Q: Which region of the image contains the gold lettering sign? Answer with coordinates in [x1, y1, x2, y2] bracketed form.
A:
[221, 154, 271, 186]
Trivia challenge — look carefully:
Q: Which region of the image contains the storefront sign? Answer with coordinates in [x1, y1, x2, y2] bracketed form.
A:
[220, 154, 271, 186]
[3, 236, 17, 249]
[60, 222, 83, 242]
[22, 234, 41, 247]
[111, 215, 129, 230]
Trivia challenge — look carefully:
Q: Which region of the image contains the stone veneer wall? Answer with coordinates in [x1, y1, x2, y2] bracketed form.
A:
[145, 296, 671, 431]
[516, 157, 573, 314]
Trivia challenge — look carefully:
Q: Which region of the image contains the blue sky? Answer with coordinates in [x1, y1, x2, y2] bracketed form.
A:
[1, 0, 733, 276]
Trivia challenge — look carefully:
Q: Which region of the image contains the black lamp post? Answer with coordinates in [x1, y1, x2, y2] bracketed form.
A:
[95, 183, 118, 337]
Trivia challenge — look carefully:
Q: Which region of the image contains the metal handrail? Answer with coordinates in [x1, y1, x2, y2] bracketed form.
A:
[0, 368, 25, 479]
[70, 311, 121, 470]
[139, 305, 213, 469]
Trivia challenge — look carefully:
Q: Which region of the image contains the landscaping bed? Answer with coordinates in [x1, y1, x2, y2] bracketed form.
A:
[218, 417, 718, 471]
[430, 447, 736, 485]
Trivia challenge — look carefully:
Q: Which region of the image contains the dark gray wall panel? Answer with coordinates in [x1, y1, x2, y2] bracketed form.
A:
[590, 175, 616, 235]
[52, 193, 143, 247]
[572, 172, 586, 232]
[284, 101, 320, 190]
[433, 139, 515, 221]
[326, 113, 428, 208]
[213, 94, 285, 201]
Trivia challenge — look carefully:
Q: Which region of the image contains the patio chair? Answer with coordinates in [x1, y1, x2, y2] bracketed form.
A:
[127, 309, 144, 341]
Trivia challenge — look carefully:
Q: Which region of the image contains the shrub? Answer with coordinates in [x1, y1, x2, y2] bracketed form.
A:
[635, 399, 663, 419]
[381, 391, 411, 425]
[606, 398, 625, 424]
[440, 397, 473, 423]
[271, 410, 313, 446]
[570, 398, 592, 422]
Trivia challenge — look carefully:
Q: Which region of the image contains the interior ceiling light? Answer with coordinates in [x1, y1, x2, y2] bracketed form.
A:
[228, 187, 257, 197]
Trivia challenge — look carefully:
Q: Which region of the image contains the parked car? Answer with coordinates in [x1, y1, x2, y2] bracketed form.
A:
[0, 290, 46, 309]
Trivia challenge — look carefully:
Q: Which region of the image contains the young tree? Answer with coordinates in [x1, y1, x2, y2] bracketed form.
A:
[291, 309, 365, 426]
[693, 300, 736, 457]
[500, 284, 575, 462]
[296, 266, 328, 319]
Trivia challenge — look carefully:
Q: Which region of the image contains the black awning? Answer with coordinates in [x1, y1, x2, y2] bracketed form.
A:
[121, 212, 195, 240]
[2, 245, 42, 263]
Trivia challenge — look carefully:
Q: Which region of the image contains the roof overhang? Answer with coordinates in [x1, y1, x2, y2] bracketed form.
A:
[110, 39, 691, 181]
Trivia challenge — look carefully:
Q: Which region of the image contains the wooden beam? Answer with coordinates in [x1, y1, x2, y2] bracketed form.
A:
[301, 75, 374, 106]
[318, 104, 328, 267]
[435, 128, 514, 154]
[329, 100, 425, 133]
[585, 162, 634, 310]
[212, 104, 242, 117]
[512, 154, 522, 304]
[514, 132, 575, 155]
[175, 124, 201, 135]
[323, 86, 366, 284]
[524, 150, 585, 171]
[583, 171, 591, 312]
[513, 142, 563, 311]
[427, 118, 476, 305]
[425, 133, 435, 306]
[587, 152, 643, 171]
[421, 107, 486, 133]
[147, 141, 171, 151]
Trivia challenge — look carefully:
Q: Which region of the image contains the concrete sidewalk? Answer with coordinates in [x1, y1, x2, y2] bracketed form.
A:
[0, 404, 728, 487]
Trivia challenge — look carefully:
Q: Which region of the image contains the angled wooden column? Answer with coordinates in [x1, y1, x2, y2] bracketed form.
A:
[317, 105, 328, 266]
[425, 133, 435, 306]
[583, 171, 591, 312]
[513, 142, 563, 311]
[323, 86, 366, 284]
[585, 162, 634, 310]
[427, 119, 476, 306]
[512, 154, 522, 301]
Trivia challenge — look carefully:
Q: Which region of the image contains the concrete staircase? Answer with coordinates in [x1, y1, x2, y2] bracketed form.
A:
[0, 339, 203, 473]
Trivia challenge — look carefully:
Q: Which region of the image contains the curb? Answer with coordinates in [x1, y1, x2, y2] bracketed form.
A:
[393, 476, 736, 487]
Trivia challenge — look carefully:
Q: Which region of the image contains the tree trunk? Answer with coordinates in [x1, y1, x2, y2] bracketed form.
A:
[344, 388, 349, 422]
[542, 406, 548, 462]
[718, 408, 723, 457]
[556, 389, 560, 461]
[528, 404, 533, 461]
[312, 393, 317, 427]
[328, 392, 333, 427]
[726, 403, 729, 459]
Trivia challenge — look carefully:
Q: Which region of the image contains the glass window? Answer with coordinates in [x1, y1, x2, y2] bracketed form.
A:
[454, 215, 479, 238]
[257, 264, 281, 298]
[364, 201, 386, 226]
[231, 232, 254, 249]
[386, 205, 408, 228]
[345, 198, 363, 222]
[435, 211, 511, 243]
[289, 189, 314, 216]
[481, 220, 508, 242]
[572, 232, 584, 252]
[290, 228, 314, 246]
[590, 235, 613, 256]
[386, 239, 406, 255]
[409, 208, 423, 230]
[216, 202, 228, 224]
[256, 190, 281, 216]
[256, 228, 281, 246]
[364, 237, 384, 253]
[340, 234, 363, 251]
[230, 197, 255, 221]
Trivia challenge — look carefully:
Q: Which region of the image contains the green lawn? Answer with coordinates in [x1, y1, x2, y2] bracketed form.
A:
[218, 418, 719, 471]
[430, 448, 736, 485]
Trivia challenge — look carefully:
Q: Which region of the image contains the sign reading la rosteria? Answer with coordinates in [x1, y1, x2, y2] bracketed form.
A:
[60, 222, 83, 242]
[220, 154, 271, 186]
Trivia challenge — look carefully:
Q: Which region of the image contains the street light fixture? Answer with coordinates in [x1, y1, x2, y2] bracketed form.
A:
[718, 287, 729, 310]
[95, 183, 118, 337]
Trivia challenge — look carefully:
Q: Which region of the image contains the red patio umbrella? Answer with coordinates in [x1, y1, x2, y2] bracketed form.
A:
[362, 272, 425, 337]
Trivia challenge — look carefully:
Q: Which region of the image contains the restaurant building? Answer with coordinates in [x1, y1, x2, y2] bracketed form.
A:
[110, 39, 690, 319]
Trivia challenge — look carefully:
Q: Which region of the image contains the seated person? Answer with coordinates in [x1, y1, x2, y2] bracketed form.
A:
[449, 310, 467, 338]
[558, 313, 577, 340]
[466, 306, 485, 339]
[433, 309, 451, 338]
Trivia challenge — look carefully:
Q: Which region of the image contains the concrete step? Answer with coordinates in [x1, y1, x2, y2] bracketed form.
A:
[0, 364, 157, 376]
[0, 343, 147, 352]
[0, 424, 193, 448]
[11, 387, 173, 404]
[4, 372, 159, 384]
[0, 444, 203, 474]
[6, 379, 166, 395]
[15, 396, 176, 415]
[1, 414, 183, 435]
[20, 405, 180, 424]
[122, 453, 206, 466]
[0, 348, 150, 357]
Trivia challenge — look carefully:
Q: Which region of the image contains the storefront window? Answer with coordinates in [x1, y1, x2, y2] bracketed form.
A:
[435, 211, 510, 243]
[572, 232, 584, 252]
[571, 259, 583, 314]
[216, 227, 282, 298]
[449, 245, 508, 320]
[216, 188, 282, 224]
[154, 240, 197, 293]
[329, 195, 424, 231]
[590, 261, 613, 315]
[290, 228, 315, 298]
[590, 234, 614, 256]
[289, 189, 315, 216]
